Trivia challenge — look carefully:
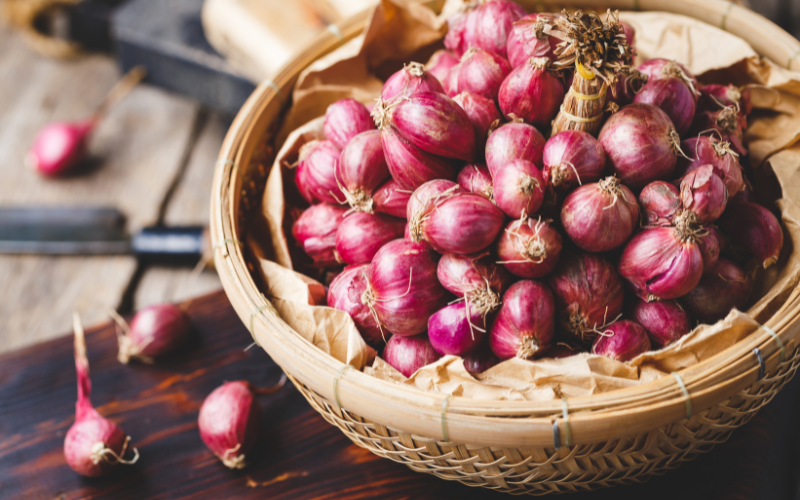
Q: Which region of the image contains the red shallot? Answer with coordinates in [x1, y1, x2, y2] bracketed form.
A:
[294, 140, 341, 204]
[335, 130, 390, 213]
[457, 163, 494, 200]
[407, 179, 462, 239]
[679, 164, 727, 223]
[65, 314, 139, 477]
[489, 280, 555, 359]
[498, 57, 565, 129]
[639, 181, 681, 226]
[633, 77, 696, 135]
[718, 201, 783, 268]
[493, 159, 546, 218]
[681, 259, 753, 323]
[506, 13, 559, 68]
[112, 304, 190, 364]
[463, 349, 501, 373]
[485, 121, 546, 178]
[335, 213, 406, 265]
[328, 265, 385, 348]
[420, 194, 505, 255]
[698, 226, 722, 272]
[444, 6, 478, 57]
[542, 130, 605, 192]
[323, 99, 375, 150]
[628, 297, 691, 348]
[497, 217, 562, 278]
[292, 204, 347, 267]
[561, 177, 639, 252]
[380, 126, 459, 190]
[428, 303, 486, 356]
[437, 252, 513, 300]
[453, 91, 503, 151]
[27, 121, 94, 176]
[638, 58, 698, 98]
[591, 320, 651, 361]
[372, 180, 413, 218]
[383, 333, 442, 377]
[470, 0, 527, 59]
[598, 103, 681, 190]
[381, 62, 445, 101]
[608, 68, 648, 107]
[455, 48, 512, 100]
[427, 50, 460, 83]
[691, 106, 747, 156]
[675, 135, 743, 195]
[698, 84, 751, 115]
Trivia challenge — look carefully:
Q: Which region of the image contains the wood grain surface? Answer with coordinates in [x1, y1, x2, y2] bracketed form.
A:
[1, 290, 798, 500]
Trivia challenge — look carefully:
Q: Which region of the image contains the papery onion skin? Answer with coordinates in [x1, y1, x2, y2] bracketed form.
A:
[542, 130, 605, 192]
[506, 13, 559, 68]
[691, 107, 747, 156]
[547, 252, 625, 343]
[619, 227, 704, 300]
[498, 57, 565, 129]
[407, 179, 462, 232]
[380, 126, 459, 190]
[718, 201, 783, 268]
[681, 259, 753, 324]
[381, 62, 445, 101]
[639, 181, 681, 226]
[463, 349, 501, 373]
[292, 204, 347, 267]
[679, 164, 727, 223]
[698, 84, 751, 115]
[675, 135, 743, 196]
[366, 239, 449, 336]
[457, 163, 494, 200]
[621, 21, 636, 50]
[372, 180, 412, 218]
[328, 265, 385, 348]
[456, 48, 512, 100]
[427, 50, 461, 83]
[638, 58, 698, 97]
[485, 121, 546, 178]
[428, 303, 487, 356]
[323, 99, 375, 150]
[561, 177, 639, 252]
[608, 69, 648, 108]
[698, 226, 722, 272]
[336, 130, 390, 213]
[118, 304, 191, 363]
[598, 103, 679, 190]
[444, 7, 478, 57]
[437, 252, 513, 298]
[591, 320, 651, 362]
[471, 0, 527, 59]
[628, 297, 691, 348]
[295, 140, 341, 204]
[421, 194, 505, 255]
[633, 77, 696, 135]
[383, 333, 442, 378]
[198, 381, 260, 469]
[381, 91, 476, 162]
[497, 218, 562, 278]
[493, 159, 546, 218]
[489, 280, 555, 359]
[335, 213, 406, 265]
[453, 92, 503, 152]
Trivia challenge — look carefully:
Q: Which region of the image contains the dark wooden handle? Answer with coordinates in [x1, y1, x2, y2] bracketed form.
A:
[131, 225, 208, 264]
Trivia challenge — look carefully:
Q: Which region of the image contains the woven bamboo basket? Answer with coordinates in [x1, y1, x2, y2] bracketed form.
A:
[211, 0, 800, 495]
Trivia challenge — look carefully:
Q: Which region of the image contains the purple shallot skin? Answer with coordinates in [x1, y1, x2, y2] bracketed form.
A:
[542, 130, 605, 192]
[335, 213, 406, 265]
[489, 280, 555, 359]
[485, 121, 545, 178]
[323, 99, 375, 149]
[383, 334, 442, 378]
[628, 297, 691, 348]
[428, 302, 487, 356]
[592, 320, 651, 362]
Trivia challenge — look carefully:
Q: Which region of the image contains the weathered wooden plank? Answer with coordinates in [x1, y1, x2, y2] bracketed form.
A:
[0, 24, 200, 352]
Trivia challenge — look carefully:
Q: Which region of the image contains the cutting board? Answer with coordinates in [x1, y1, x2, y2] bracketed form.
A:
[1, 290, 797, 499]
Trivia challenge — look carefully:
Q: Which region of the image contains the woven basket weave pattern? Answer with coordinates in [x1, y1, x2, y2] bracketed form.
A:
[289, 347, 799, 495]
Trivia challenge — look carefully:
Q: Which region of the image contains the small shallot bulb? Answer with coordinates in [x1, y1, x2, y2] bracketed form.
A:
[547, 252, 625, 343]
[65, 314, 139, 477]
[335, 130, 390, 213]
[506, 13, 559, 68]
[681, 259, 753, 324]
[638, 59, 699, 98]
[678, 164, 727, 223]
[457, 164, 494, 200]
[691, 106, 747, 156]
[493, 159, 545, 218]
[426, 50, 460, 83]
[428, 302, 487, 356]
[719, 201, 783, 268]
[633, 77, 696, 135]
[292, 204, 347, 267]
[407, 180, 463, 240]
[698, 226, 722, 272]
[698, 84, 751, 115]
[198, 375, 286, 469]
[27, 120, 94, 176]
[456, 48, 512, 100]
[675, 135, 743, 196]
[608, 68, 648, 108]
[489, 280, 555, 360]
[372, 180, 413, 218]
[437, 252, 513, 303]
[380, 126, 459, 190]
[485, 121, 546, 178]
[364, 239, 449, 336]
[598, 103, 681, 190]
[619, 225, 704, 301]
[323, 99, 375, 149]
[113, 304, 191, 364]
[463, 349, 501, 373]
[328, 265, 385, 348]
[294, 140, 341, 204]
[628, 297, 691, 348]
[470, 0, 527, 59]
[453, 92, 503, 152]
[497, 217, 562, 278]
[419, 193, 505, 255]
[592, 320, 651, 362]
[542, 130, 605, 192]
[561, 177, 639, 252]
[381, 62, 445, 101]
[335, 213, 405, 265]
[498, 57, 565, 129]
[383, 333, 442, 377]
[639, 181, 681, 226]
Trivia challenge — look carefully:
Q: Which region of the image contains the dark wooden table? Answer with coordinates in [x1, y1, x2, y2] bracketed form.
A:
[2, 290, 799, 500]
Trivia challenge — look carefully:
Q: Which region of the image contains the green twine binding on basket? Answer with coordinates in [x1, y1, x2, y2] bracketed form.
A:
[327, 24, 344, 40]
[719, 2, 735, 31]
[788, 49, 800, 70]
[761, 325, 785, 363]
[333, 364, 352, 410]
[441, 394, 453, 442]
[265, 80, 285, 106]
[671, 372, 692, 419]
[553, 398, 572, 449]
[212, 238, 242, 268]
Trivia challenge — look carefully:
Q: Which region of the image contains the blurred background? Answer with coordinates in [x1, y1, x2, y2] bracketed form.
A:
[0, 0, 794, 355]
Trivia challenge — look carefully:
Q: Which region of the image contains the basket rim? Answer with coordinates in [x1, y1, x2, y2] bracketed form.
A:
[210, 0, 800, 448]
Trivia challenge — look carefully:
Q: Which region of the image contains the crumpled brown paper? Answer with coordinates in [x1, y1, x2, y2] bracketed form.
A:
[254, 0, 800, 399]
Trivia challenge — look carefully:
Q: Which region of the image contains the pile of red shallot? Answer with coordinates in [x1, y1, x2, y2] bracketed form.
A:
[291, 1, 783, 376]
